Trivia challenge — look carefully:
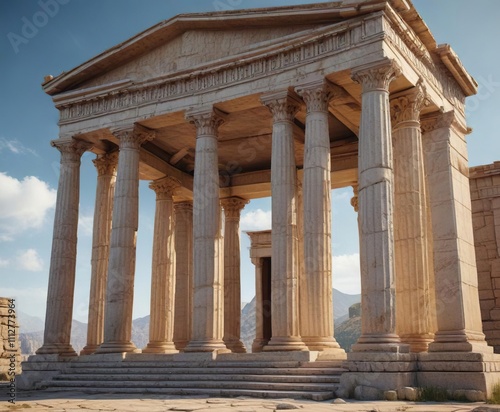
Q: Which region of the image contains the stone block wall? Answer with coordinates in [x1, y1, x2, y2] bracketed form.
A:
[0, 298, 21, 380]
[470, 162, 500, 352]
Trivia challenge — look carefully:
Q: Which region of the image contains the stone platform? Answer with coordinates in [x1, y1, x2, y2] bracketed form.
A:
[3, 390, 495, 412]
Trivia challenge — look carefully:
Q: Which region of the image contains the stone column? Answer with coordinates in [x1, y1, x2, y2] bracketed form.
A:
[184, 108, 228, 353]
[36, 138, 91, 356]
[97, 126, 155, 354]
[351, 60, 405, 352]
[221, 197, 248, 353]
[81, 152, 118, 355]
[391, 85, 434, 352]
[251, 258, 266, 353]
[143, 177, 181, 354]
[173, 202, 193, 351]
[422, 111, 490, 353]
[296, 80, 343, 352]
[261, 90, 307, 351]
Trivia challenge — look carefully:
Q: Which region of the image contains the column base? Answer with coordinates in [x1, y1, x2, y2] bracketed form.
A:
[184, 340, 230, 353]
[174, 340, 189, 352]
[142, 341, 179, 354]
[400, 333, 434, 353]
[95, 341, 139, 354]
[36, 343, 77, 357]
[429, 330, 492, 353]
[224, 339, 247, 353]
[80, 344, 100, 356]
[352, 333, 408, 353]
[302, 336, 343, 351]
[263, 336, 308, 352]
[252, 338, 269, 353]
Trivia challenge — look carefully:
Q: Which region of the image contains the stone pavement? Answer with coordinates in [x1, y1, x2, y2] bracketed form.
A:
[1, 391, 499, 412]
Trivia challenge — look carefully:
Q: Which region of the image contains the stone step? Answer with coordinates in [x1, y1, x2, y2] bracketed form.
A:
[63, 366, 345, 376]
[40, 379, 337, 393]
[69, 361, 304, 369]
[52, 373, 341, 384]
[41, 386, 335, 400]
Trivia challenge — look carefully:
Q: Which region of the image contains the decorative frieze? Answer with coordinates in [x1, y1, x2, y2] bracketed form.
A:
[57, 22, 362, 124]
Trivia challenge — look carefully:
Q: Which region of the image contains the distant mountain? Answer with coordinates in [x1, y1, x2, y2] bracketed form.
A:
[334, 303, 361, 352]
[332, 289, 361, 320]
[17, 311, 44, 334]
[240, 289, 361, 352]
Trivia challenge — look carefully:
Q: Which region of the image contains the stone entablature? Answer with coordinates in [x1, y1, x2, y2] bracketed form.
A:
[470, 162, 500, 352]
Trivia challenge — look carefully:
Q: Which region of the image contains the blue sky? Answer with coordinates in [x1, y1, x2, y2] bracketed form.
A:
[0, 0, 499, 325]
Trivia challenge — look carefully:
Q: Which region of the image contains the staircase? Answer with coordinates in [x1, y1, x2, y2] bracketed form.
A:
[38, 355, 347, 400]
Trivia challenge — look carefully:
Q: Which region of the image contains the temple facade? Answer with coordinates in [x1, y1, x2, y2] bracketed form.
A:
[21, 0, 500, 398]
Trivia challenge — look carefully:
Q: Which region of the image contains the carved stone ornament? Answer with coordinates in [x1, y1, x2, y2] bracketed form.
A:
[351, 59, 402, 93]
[150, 176, 181, 199]
[390, 85, 427, 126]
[93, 151, 118, 176]
[51, 138, 93, 163]
[186, 108, 226, 137]
[261, 91, 301, 122]
[113, 126, 155, 149]
[420, 110, 468, 134]
[296, 80, 347, 114]
[221, 197, 249, 221]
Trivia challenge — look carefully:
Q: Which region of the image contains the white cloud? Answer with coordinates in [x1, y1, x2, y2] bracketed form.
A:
[240, 209, 272, 232]
[79, 214, 94, 236]
[0, 258, 9, 267]
[332, 253, 361, 295]
[0, 173, 56, 241]
[17, 249, 44, 272]
[0, 137, 38, 156]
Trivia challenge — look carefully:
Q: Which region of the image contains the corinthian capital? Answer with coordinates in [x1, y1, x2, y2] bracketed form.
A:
[390, 84, 427, 127]
[221, 197, 249, 221]
[93, 152, 118, 176]
[261, 89, 302, 122]
[352, 59, 401, 93]
[113, 125, 156, 149]
[296, 79, 346, 113]
[51, 138, 93, 163]
[150, 176, 181, 200]
[186, 107, 226, 137]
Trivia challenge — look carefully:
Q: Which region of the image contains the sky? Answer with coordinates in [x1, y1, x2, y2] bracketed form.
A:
[0, 0, 499, 328]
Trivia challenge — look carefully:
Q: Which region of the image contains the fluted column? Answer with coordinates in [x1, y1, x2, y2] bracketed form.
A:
[296, 80, 343, 352]
[143, 177, 181, 354]
[261, 90, 307, 351]
[97, 126, 155, 354]
[422, 111, 490, 353]
[173, 202, 193, 351]
[81, 152, 118, 355]
[37, 138, 92, 356]
[251, 258, 266, 353]
[391, 85, 434, 352]
[221, 197, 248, 353]
[184, 107, 228, 353]
[351, 59, 405, 352]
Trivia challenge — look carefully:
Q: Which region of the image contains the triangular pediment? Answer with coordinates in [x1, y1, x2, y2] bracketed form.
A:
[77, 24, 335, 91]
[43, 0, 476, 98]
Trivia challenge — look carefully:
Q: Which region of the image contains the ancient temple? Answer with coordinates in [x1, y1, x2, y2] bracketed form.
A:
[20, 0, 500, 399]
